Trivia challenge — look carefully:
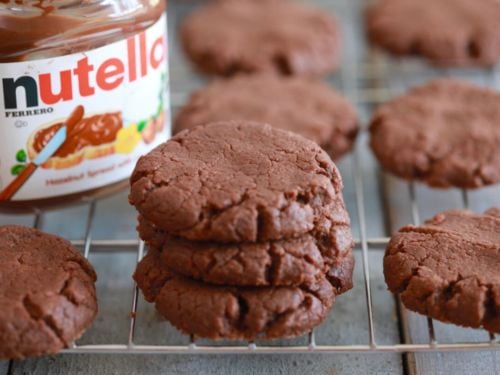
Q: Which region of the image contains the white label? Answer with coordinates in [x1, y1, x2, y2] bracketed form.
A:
[0, 14, 169, 201]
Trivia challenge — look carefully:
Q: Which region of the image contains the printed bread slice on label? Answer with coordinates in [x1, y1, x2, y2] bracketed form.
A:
[27, 112, 122, 169]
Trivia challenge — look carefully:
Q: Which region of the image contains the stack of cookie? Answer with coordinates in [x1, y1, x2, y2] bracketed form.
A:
[130, 121, 355, 340]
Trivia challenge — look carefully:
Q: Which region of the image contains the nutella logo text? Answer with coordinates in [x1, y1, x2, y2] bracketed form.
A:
[2, 32, 166, 111]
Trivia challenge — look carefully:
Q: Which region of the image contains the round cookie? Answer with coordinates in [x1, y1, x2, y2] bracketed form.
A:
[369, 79, 500, 188]
[366, 0, 500, 66]
[134, 250, 336, 340]
[0, 226, 98, 359]
[181, 0, 340, 76]
[384, 208, 500, 333]
[174, 75, 358, 160]
[130, 121, 348, 243]
[137, 215, 354, 288]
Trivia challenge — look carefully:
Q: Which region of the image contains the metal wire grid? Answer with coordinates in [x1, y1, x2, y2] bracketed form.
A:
[7, 54, 496, 354]
[2, 0, 499, 356]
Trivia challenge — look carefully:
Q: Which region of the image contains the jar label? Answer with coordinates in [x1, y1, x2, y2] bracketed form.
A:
[0, 14, 169, 202]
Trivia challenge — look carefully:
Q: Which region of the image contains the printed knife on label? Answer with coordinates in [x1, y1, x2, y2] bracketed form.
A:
[0, 105, 84, 201]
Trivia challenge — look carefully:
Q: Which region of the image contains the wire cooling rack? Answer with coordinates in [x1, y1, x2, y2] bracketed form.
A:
[1, 0, 499, 357]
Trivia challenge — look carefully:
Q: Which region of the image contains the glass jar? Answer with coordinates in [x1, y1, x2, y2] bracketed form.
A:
[0, 0, 170, 211]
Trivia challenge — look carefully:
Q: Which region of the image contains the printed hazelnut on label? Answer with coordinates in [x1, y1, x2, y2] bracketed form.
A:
[142, 120, 157, 144]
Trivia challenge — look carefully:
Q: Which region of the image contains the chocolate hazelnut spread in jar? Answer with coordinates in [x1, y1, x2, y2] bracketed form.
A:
[0, 0, 169, 211]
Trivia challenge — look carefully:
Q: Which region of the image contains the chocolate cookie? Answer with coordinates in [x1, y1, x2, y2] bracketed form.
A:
[366, 0, 500, 66]
[174, 75, 358, 160]
[384, 209, 500, 333]
[137, 215, 354, 288]
[130, 121, 347, 242]
[134, 250, 336, 340]
[0, 226, 98, 359]
[369, 79, 500, 188]
[181, 0, 340, 76]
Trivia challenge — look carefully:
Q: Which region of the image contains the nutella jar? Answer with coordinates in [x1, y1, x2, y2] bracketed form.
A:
[0, 0, 169, 211]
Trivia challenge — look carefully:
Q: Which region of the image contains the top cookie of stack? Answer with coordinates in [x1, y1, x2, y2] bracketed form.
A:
[129, 121, 354, 339]
[130, 121, 348, 243]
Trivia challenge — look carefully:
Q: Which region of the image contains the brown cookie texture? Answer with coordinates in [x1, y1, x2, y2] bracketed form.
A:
[173, 75, 358, 160]
[130, 121, 347, 243]
[327, 253, 355, 295]
[369, 79, 500, 188]
[366, 0, 500, 66]
[137, 214, 353, 288]
[486, 207, 500, 218]
[180, 0, 340, 76]
[134, 250, 336, 340]
[0, 226, 98, 359]
[384, 209, 500, 333]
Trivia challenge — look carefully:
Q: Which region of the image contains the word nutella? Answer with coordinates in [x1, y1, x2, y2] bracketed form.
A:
[4, 33, 165, 112]
[0, 0, 170, 209]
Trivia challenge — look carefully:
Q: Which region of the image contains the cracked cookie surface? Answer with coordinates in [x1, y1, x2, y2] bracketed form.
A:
[137, 214, 354, 288]
[384, 208, 500, 333]
[0, 226, 98, 359]
[173, 75, 358, 160]
[181, 0, 340, 76]
[134, 250, 336, 340]
[130, 121, 347, 242]
[366, 0, 500, 66]
[370, 79, 500, 188]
